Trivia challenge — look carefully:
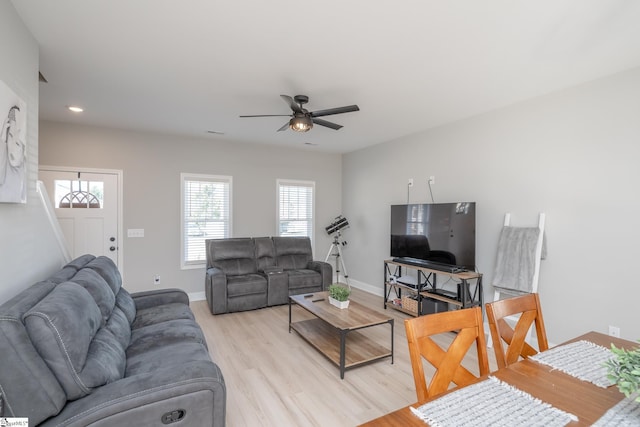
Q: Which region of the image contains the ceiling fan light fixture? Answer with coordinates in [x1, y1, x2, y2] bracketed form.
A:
[289, 116, 313, 132]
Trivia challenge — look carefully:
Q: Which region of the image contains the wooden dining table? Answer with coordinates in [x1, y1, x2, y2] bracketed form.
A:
[359, 331, 637, 426]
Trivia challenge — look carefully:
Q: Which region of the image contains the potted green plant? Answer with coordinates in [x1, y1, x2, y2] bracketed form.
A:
[605, 344, 640, 402]
[328, 284, 350, 309]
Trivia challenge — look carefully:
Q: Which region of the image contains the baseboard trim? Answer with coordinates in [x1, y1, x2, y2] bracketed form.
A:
[348, 278, 383, 297]
[189, 291, 206, 302]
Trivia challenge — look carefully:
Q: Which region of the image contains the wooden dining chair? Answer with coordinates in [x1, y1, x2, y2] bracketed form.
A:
[485, 292, 549, 369]
[404, 306, 489, 401]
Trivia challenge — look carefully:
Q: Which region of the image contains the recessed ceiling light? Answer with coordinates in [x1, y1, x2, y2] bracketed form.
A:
[67, 106, 84, 113]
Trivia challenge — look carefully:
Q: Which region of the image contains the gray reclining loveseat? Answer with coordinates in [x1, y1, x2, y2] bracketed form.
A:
[0, 254, 226, 426]
[205, 236, 332, 314]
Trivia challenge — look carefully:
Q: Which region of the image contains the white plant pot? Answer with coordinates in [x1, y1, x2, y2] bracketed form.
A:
[329, 296, 350, 309]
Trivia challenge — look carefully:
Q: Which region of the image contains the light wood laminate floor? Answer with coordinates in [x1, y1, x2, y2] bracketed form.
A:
[191, 288, 497, 426]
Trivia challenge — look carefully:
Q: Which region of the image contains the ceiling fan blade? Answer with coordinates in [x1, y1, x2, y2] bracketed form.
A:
[312, 118, 343, 130]
[239, 114, 292, 118]
[280, 95, 305, 114]
[311, 105, 359, 118]
[277, 122, 290, 132]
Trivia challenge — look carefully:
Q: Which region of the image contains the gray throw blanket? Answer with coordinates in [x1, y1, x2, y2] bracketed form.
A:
[493, 226, 546, 293]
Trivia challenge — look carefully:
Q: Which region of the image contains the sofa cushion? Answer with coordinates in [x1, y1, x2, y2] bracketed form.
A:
[0, 280, 67, 424]
[105, 306, 132, 350]
[85, 256, 123, 296]
[127, 319, 207, 359]
[273, 236, 313, 270]
[286, 269, 323, 290]
[62, 254, 97, 273]
[69, 268, 116, 325]
[83, 327, 127, 388]
[116, 288, 136, 324]
[207, 238, 257, 276]
[132, 302, 195, 330]
[254, 237, 276, 270]
[46, 254, 96, 284]
[125, 342, 212, 377]
[227, 274, 267, 297]
[23, 282, 125, 400]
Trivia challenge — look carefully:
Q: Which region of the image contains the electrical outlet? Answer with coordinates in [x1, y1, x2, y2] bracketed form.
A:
[408, 178, 414, 187]
[428, 176, 435, 185]
[609, 325, 620, 338]
[154, 275, 161, 285]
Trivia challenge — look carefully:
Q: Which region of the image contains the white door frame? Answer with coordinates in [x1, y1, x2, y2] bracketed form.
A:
[38, 165, 124, 271]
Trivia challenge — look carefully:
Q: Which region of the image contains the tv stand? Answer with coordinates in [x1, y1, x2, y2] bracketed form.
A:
[383, 259, 483, 317]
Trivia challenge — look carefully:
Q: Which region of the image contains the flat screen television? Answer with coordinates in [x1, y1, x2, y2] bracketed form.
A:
[390, 202, 476, 271]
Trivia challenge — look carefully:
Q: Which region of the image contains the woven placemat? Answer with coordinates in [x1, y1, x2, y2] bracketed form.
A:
[593, 395, 640, 426]
[529, 340, 614, 388]
[410, 376, 578, 427]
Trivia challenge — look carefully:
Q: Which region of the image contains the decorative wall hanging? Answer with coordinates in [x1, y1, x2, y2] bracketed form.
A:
[0, 80, 27, 203]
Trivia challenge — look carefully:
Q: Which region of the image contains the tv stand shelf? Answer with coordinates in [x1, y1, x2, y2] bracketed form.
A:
[383, 259, 483, 317]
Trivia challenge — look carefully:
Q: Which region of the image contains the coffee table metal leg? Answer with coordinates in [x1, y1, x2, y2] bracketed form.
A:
[340, 330, 347, 379]
[288, 299, 292, 333]
[390, 318, 394, 364]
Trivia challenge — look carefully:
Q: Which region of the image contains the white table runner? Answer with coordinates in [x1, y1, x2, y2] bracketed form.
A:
[410, 376, 577, 427]
[529, 340, 614, 388]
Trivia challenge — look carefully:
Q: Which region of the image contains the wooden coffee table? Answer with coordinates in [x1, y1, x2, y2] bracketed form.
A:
[289, 291, 394, 379]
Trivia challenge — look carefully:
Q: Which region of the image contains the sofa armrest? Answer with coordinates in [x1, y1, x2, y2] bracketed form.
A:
[205, 267, 228, 314]
[307, 260, 332, 290]
[130, 288, 189, 310]
[40, 360, 226, 427]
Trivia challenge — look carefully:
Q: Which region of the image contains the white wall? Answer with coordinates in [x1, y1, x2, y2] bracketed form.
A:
[343, 67, 640, 343]
[39, 121, 342, 296]
[0, 1, 68, 304]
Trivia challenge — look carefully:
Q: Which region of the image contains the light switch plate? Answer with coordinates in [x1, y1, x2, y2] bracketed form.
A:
[127, 229, 144, 238]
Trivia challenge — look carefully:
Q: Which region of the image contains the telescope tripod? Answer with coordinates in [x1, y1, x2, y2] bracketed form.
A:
[325, 233, 349, 288]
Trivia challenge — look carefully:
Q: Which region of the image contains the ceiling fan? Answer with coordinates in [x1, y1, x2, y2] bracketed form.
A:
[240, 94, 359, 132]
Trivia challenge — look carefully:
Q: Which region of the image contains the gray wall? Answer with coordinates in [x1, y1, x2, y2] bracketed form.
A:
[0, 2, 68, 304]
[39, 121, 342, 295]
[5, 0, 639, 344]
[342, 67, 640, 343]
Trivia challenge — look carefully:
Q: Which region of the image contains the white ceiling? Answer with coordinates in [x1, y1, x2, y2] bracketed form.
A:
[12, 0, 640, 153]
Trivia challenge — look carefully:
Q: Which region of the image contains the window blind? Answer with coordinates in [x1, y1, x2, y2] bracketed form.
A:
[182, 174, 231, 267]
[278, 180, 314, 241]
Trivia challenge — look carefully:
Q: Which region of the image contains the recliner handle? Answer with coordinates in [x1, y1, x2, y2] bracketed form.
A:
[161, 409, 186, 424]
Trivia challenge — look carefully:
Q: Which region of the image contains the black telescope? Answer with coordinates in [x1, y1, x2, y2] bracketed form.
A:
[325, 215, 349, 235]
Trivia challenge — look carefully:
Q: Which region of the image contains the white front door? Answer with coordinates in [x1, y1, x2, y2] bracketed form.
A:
[39, 168, 121, 267]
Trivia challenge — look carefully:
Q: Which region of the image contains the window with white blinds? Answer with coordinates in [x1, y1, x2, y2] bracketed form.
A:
[277, 179, 314, 241]
[181, 173, 232, 268]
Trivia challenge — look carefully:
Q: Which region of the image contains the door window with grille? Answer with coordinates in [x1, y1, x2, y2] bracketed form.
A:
[54, 178, 104, 209]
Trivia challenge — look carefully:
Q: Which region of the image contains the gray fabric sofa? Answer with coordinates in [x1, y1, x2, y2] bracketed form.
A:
[0, 254, 225, 426]
[205, 236, 332, 314]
